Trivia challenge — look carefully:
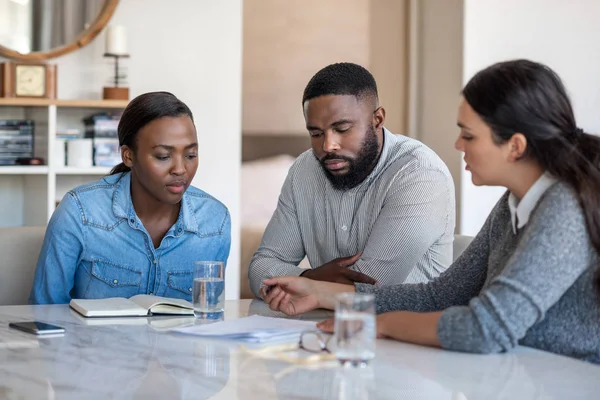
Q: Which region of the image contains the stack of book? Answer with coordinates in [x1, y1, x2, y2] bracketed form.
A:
[0, 120, 34, 165]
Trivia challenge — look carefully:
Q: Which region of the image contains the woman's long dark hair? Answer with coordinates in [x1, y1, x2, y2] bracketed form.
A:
[463, 59, 600, 294]
[110, 91, 194, 175]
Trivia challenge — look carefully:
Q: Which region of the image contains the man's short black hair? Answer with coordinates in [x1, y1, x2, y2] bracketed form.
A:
[302, 62, 378, 105]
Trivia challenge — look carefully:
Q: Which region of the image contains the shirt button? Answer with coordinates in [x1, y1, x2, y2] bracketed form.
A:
[188, 287, 192, 292]
[341, 225, 348, 231]
[153, 260, 157, 264]
[149, 292, 153, 295]
[129, 218, 135, 224]
[113, 279, 118, 284]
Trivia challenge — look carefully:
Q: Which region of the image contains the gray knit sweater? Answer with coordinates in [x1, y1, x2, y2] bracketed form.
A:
[357, 182, 600, 363]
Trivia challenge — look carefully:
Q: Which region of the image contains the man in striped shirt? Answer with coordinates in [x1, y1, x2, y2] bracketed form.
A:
[249, 63, 455, 298]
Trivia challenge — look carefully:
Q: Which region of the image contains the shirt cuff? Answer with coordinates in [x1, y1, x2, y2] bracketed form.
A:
[354, 282, 378, 294]
[436, 306, 482, 353]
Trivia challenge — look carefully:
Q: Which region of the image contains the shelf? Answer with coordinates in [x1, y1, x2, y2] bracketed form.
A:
[0, 166, 49, 174]
[55, 99, 129, 109]
[0, 98, 128, 108]
[55, 166, 112, 175]
[0, 98, 52, 107]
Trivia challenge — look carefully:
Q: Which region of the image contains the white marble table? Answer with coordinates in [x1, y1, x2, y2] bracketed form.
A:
[0, 300, 598, 400]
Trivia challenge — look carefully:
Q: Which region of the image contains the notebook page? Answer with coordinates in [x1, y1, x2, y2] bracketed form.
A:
[129, 295, 193, 311]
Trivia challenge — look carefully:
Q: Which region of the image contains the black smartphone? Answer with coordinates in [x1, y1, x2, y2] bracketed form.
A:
[9, 321, 65, 335]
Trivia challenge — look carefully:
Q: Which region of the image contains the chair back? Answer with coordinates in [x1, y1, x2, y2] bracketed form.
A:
[453, 234, 474, 262]
[0, 226, 46, 305]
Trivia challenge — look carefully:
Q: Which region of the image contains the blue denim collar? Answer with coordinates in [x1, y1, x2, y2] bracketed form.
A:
[111, 172, 198, 235]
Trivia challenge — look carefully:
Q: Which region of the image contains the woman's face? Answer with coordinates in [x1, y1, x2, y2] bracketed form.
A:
[126, 115, 198, 205]
[455, 99, 512, 186]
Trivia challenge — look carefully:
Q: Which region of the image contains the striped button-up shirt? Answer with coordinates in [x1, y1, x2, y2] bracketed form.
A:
[248, 128, 455, 297]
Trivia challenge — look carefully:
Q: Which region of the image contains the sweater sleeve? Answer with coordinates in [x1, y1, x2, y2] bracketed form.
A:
[437, 187, 593, 353]
[355, 194, 501, 313]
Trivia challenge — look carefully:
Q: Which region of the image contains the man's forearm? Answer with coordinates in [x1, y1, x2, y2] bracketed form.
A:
[249, 257, 305, 297]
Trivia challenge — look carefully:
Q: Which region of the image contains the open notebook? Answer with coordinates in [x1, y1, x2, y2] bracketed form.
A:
[69, 295, 194, 318]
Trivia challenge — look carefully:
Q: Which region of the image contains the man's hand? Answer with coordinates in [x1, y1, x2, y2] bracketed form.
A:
[301, 253, 377, 285]
[317, 314, 391, 339]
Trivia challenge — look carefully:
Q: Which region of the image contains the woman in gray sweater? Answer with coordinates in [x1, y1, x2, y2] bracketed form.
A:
[261, 59, 600, 363]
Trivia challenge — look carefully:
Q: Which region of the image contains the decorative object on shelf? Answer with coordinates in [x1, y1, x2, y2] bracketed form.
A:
[0, 62, 57, 99]
[67, 139, 94, 168]
[0, 0, 120, 61]
[54, 139, 67, 167]
[103, 25, 130, 101]
[15, 157, 45, 166]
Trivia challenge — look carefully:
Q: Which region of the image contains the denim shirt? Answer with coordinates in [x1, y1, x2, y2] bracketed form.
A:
[29, 172, 231, 304]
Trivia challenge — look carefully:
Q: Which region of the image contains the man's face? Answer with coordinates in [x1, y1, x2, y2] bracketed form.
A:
[304, 94, 384, 190]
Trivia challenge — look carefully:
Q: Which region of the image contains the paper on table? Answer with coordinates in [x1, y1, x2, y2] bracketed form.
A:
[171, 315, 317, 343]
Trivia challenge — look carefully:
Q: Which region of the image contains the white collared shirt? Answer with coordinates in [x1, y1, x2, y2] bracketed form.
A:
[508, 172, 558, 234]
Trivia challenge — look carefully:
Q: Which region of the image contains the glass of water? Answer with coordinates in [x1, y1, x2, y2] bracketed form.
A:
[334, 293, 375, 367]
[193, 261, 225, 318]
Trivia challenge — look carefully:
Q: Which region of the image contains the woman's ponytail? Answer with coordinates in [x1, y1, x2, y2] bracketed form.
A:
[109, 162, 131, 175]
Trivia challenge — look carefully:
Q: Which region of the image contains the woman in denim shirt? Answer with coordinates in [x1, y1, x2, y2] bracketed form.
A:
[30, 92, 231, 304]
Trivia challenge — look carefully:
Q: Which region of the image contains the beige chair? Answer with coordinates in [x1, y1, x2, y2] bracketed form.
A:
[240, 225, 265, 299]
[240, 225, 311, 299]
[453, 234, 474, 262]
[0, 226, 46, 305]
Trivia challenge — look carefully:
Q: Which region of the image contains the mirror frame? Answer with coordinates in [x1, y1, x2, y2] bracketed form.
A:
[0, 0, 120, 61]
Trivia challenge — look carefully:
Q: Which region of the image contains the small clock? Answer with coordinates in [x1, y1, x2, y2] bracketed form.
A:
[0, 62, 57, 99]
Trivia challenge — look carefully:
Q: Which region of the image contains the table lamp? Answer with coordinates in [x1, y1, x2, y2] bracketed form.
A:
[103, 25, 130, 101]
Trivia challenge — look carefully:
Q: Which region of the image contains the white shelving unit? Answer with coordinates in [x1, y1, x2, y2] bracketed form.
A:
[55, 167, 112, 175]
[0, 99, 128, 227]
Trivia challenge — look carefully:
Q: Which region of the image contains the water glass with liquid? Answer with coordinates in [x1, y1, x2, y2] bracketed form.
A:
[334, 293, 376, 367]
[193, 261, 225, 318]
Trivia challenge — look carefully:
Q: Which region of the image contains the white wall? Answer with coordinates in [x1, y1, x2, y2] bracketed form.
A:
[115, 0, 243, 299]
[461, 0, 600, 235]
[2, 0, 243, 298]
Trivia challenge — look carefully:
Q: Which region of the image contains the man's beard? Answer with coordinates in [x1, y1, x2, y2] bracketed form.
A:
[316, 125, 380, 190]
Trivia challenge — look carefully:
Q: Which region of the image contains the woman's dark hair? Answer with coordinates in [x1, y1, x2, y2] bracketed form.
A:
[463, 59, 600, 294]
[109, 91, 194, 175]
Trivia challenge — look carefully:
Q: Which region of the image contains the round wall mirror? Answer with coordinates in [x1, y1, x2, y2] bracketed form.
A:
[0, 0, 119, 61]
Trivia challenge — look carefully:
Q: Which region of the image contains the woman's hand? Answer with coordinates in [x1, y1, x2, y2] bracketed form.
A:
[262, 277, 356, 315]
[262, 276, 320, 315]
[317, 311, 441, 346]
